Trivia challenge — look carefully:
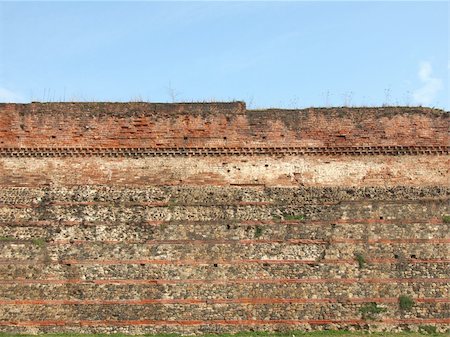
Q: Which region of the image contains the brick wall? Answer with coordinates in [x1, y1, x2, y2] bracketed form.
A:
[0, 102, 448, 148]
[0, 103, 448, 334]
[0, 155, 448, 187]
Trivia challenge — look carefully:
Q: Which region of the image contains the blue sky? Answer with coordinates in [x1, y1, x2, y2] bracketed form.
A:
[0, 1, 448, 109]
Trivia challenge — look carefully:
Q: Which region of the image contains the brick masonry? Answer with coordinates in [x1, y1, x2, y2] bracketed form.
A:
[0, 102, 448, 334]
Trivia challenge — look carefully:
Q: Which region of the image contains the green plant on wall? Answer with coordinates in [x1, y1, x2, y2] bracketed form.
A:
[254, 225, 263, 238]
[271, 213, 282, 221]
[359, 302, 387, 320]
[31, 238, 46, 247]
[166, 198, 176, 210]
[354, 252, 366, 268]
[442, 215, 450, 223]
[0, 237, 15, 242]
[282, 213, 305, 221]
[419, 325, 437, 334]
[398, 295, 414, 311]
[0, 236, 46, 247]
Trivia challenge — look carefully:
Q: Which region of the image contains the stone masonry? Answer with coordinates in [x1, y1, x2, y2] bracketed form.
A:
[0, 102, 448, 334]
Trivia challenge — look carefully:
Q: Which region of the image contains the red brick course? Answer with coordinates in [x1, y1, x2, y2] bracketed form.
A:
[0, 103, 448, 149]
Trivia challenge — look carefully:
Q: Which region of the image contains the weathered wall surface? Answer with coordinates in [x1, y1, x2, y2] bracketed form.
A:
[0, 102, 448, 334]
[0, 102, 448, 149]
[0, 155, 448, 187]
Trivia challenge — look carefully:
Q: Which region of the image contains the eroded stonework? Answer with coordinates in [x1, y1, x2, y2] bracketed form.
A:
[0, 102, 448, 333]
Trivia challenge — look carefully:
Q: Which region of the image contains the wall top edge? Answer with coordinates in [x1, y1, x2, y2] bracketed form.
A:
[0, 102, 447, 117]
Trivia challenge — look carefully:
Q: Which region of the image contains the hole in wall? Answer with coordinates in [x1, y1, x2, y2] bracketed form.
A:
[213, 263, 218, 267]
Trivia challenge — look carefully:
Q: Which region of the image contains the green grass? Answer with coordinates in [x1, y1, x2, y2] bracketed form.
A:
[0, 237, 46, 246]
[442, 215, 450, 224]
[418, 326, 438, 335]
[0, 331, 446, 337]
[31, 238, 46, 247]
[0, 236, 15, 242]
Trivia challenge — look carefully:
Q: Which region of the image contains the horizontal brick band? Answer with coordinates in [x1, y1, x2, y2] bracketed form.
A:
[0, 146, 448, 157]
[0, 198, 447, 208]
[1, 277, 448, 286]
[0, 217, 446, 227]
[25, 238, 450, 246]
[0, 297, 447, 305]
[1, 258, 448, 266]
[0, 318, 449, 327]
[0, 201, 278, 208]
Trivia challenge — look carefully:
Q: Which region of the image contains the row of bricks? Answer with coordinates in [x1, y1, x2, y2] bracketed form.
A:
[1, 318, 449, 326]
[1, 277, 449, 285]
[0, 146, 448, 157]
[2, 238, 449, 245]
[0, 298, 448, 305]
[1, 218, 445, 226]
[1, 258, 448, 266]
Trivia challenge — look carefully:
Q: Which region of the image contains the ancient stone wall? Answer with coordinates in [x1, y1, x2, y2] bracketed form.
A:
[0, 102, 448, 334]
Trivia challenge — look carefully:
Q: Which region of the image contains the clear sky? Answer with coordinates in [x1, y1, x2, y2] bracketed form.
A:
[0, 1, 448, 110]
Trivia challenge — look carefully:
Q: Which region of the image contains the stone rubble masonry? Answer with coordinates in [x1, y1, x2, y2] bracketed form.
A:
[0, 102, 448, 334]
